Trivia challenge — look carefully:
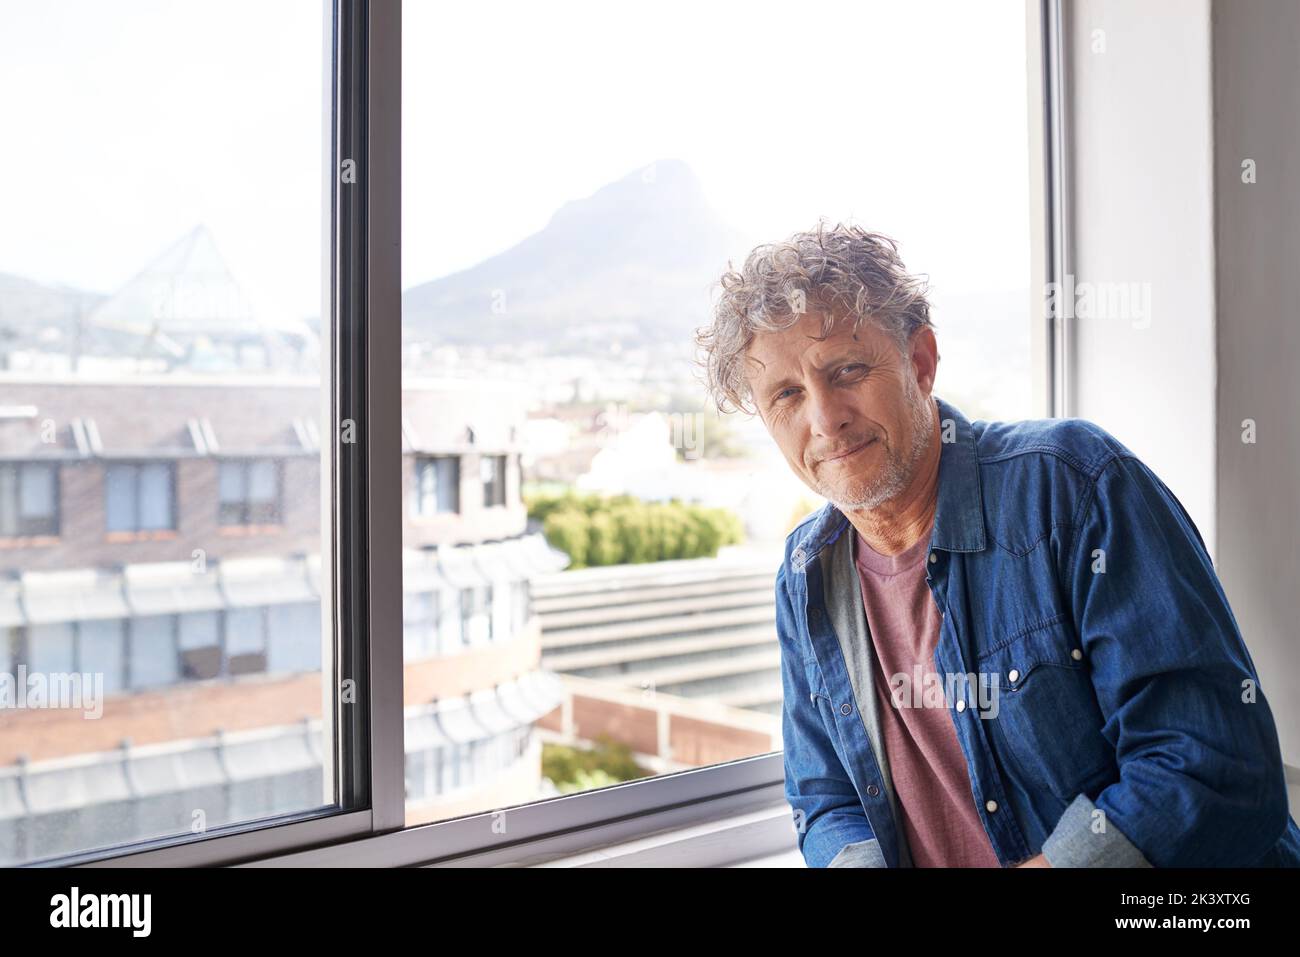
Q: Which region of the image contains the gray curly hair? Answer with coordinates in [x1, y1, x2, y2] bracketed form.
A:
[695, 220, 934, 415]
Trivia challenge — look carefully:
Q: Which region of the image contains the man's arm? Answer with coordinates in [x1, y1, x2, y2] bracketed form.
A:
[1042, 454, 1290, 867]
[776, 564, 882, 867]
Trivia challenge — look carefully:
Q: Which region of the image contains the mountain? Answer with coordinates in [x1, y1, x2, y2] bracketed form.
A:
[401, 159, 747, 354]
[0, 273, 109, 365]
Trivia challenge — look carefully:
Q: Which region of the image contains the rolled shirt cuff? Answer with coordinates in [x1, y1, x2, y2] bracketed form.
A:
[1041, 792, 1153, 867]
[828, 838, 888, 868]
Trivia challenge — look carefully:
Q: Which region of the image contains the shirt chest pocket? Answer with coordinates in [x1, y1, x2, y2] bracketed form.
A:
[974, 617, 1115, 800]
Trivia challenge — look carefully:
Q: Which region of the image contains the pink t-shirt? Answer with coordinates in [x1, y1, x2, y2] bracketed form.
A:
[854, 525, 1001, 867]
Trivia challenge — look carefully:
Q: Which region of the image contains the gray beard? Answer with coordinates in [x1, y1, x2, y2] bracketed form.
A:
[823, 385, 933, 512]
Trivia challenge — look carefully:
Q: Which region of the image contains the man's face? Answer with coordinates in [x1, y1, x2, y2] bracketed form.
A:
[745, 310, 938, 511]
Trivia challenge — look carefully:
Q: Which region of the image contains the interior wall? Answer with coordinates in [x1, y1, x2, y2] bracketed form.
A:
[1066, 0, 1298, 772]
[1210, 0, 1300, 768]
[1066, 0, 1218, 559]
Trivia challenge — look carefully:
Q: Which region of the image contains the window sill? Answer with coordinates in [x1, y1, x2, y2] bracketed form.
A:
[105, 529, 178, 543]
[234, 752, 789, 868]
[0, 534, 59, 548]
[218, 524, 285, 536]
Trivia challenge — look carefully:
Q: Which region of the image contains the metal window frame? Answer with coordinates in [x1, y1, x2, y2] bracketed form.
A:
[0, 460, 61, 536]
[65, 0, 1057, 869]
[1032, 0, 1072, 418]
[59, 0, 397, 868]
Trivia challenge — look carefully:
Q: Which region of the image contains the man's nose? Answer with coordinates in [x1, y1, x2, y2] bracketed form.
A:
[806, 384, 853, 438]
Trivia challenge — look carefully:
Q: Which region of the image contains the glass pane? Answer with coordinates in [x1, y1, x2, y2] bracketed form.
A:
[0, 468, 16, 536]
[218, 462, 246, 504]
[104, 466, 137, 532]
[0, 0, 334, 864]
[18, 464, 56, 519]
[247, 460, 278, 503]
[401, 0, 1033, 824]
[130, 615, 179, 690]
[138, 463, 174, 531]
[78, 619, 126, 696]
[28, 623, 75, 675]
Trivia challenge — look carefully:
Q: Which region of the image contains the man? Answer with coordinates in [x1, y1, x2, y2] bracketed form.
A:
[695, 221, 1300, 867]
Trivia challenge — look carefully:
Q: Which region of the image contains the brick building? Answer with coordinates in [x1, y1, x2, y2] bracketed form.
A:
[0, 371, 566, 863]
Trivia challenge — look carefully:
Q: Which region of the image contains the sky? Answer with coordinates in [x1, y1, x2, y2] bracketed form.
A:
[0, 0, 1031, 323]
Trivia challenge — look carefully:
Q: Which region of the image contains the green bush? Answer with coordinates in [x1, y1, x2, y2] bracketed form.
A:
[542, 736, 648, 793]
[528, 491, 745, 568]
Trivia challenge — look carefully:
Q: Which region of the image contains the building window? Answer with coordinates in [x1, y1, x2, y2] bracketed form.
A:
[219, 459, 283, 526]
[512, 580, 530, 635]
[403, 591, 438, 660]
[0, 462, 59, 537]
[481, 454, 506, 508]
[413, 456, 459, 515]
[178, 611, 222, 681]
[105, 462, 176, 532]
[267, 602, 322, 674]
[26, 622, 75, 675]
[461, 585, 492, 644]
[129, 615, 180, 690]
[225, 607, 269, 675]
[437, 588, 463, 652]
[79, 619, 126, 695]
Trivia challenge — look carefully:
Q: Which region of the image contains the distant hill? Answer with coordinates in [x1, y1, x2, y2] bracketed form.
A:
[0, 273, 111, 364]
[401, 159, 748, 354]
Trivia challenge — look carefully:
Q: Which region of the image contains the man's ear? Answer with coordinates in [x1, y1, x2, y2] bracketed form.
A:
[910, 328, 939, 395]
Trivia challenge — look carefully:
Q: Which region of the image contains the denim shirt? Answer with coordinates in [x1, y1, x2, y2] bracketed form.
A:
[778, 394, 1300, 867]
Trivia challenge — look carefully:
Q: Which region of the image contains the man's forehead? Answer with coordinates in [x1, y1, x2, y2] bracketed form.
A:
[745, 313, 874, 379]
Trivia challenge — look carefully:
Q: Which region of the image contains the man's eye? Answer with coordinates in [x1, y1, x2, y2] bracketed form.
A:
[774, 387, 799, 402]
[838, 363, 868, 379]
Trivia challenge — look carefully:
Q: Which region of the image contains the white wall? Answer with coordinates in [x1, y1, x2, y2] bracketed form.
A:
[1211, 0, 1300, 768]
[1067, 0, 1218, 557]
[1066, 0, 1299, 768]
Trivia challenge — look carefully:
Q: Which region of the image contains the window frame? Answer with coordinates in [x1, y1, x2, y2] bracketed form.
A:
[480, 453, 506, 508]
[103, 460, 178, 533]
[412, 454, 460, 515]
[63, 0, 1055, 869]
[0, 460, 61, 538]
[218, 457, 285, 527]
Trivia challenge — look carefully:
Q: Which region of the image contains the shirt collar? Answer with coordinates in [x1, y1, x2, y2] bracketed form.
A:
[793, 393, 987, 565]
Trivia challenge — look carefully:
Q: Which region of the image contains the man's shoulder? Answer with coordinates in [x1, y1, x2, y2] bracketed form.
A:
[779, 503, 830, 569]
[971, 411, 1134, 479]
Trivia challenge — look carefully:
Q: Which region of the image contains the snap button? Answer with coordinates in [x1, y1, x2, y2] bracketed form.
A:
[1071, 648, 1083, 660]
[928, 552, 937, 563]
[1007, 668, 1019, 683]
[985, 800, 998, 813]
[955, 699, 966, 712]
[866, 784, 880, 797]
[840, 703, 852, 716]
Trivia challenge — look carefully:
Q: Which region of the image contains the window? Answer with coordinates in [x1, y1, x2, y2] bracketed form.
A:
[266, 602, 322, 674]
[0, 0, 1050, 869]
[78, 618, 126, 695]
[219, 459, 283, 525]
[460, 585, 492, 645]
[437, 587, 463, 653]
[0, 462, 59, 537]
[26, 622, 74, 675]
[413, 455, 459, 515]
[403, 590, 438, 660]
[512, 580, 530, 635]
[480, 455, 506, 508]
[105, 462, 176, 532]
[396, 0, 1037, 844]
[129, 615, 180, 690]
[225, 607, 268, 675]
[178, 611, 222, 682]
